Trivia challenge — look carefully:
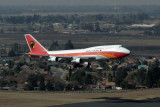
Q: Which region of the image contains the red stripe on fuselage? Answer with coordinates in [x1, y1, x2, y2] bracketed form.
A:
[49, 51, 129, 59]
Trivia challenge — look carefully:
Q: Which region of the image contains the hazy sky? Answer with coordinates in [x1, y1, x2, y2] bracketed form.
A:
[0, 0, 160, 6]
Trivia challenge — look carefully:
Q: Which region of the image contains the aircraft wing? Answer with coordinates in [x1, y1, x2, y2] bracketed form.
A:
[22, 53, 48, 57]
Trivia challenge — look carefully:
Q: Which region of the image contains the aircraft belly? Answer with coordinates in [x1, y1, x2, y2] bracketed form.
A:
[74, 55, 108, 60]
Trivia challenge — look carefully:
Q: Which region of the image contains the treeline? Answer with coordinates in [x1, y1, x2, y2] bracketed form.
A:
[1, 40, 74, 57]
[25, 60, 160, 90]
[144, 24, 160, 36]
[0, 56, 52, 89]
[0, 59, 98, 91]
[48, 39, 74, 51]
[0, 15, 69, 24]
[0, 5, 160, 15]
[0, 13, 149, 25]
[108, 60, 160, 89]
[153, 24, 160, 35]
[7, 43, 29, 57]
[25, 69, 97, 91]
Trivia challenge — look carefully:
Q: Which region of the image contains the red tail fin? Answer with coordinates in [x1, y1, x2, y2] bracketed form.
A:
[25, 34, 48, 55]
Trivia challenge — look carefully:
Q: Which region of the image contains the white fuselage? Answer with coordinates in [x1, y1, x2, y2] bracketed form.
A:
[47, 45, 130, 60]
[25, 34, 130, 63]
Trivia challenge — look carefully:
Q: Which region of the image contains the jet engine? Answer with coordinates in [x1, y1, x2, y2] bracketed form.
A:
[72, 58, 81, 63]
[28, 52, 42, 58]
[48, 56, 58, 62]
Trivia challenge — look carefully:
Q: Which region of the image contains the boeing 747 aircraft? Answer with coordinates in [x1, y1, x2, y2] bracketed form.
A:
[25, 34, 130, 64]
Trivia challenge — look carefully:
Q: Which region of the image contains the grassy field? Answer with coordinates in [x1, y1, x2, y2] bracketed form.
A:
[0, 89, 160, 107]
[0, 33, 160, 57]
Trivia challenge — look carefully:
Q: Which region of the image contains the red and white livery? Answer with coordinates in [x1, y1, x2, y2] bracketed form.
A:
[25, 34, 130, 63]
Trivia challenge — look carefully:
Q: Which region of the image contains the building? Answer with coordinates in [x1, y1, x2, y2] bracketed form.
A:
[138, 65, 149, 70]
[105, 82, 116, 89]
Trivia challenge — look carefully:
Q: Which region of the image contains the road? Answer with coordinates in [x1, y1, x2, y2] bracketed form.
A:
[51, 97, 160, 107]
[1, 89, 160, 107]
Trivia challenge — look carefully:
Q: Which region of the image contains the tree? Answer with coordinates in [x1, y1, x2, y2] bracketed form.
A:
[95, 14, 103, 21]
[12, 43, 19, 53]
[44, 65, 51, 71]
[8, 60, 14, 69]
[94, 22, 101, 32]
[0, 79, 8, 87]
[0, 29, 4, 33]
[0, 49, 7, 56]
[113, 71, 116, 78]
[144, 30, 152, 35]
[111, 65, 118, 71]
[49, 41, 60, 51]
[81, 23, 94, 32]
[8, 43, 24, 57]
[120, 81, 135, 89]
[68, 68, 72, 81]
[85, 74, 93, 85]
[145, 70, 153, 88]
[46, 79, 54, 91]
[150, 65, 160, 87]
[135, 60, 141, 66]
[8, 50, 16, 57]
[72, 70, 86, 85]
[71, 70, 96, 86]
[8, 80, 17, 87]
[55, 82, 64, 91]
[39, 75, 46, 90]
[26, 74, 38, 90]
[144, 64, 160, 88]
[154, 59, 159, 66]
[157, 79, 160, 88]
[153, 24, 160, 35]
[99, 61, 110, 70]
[14, 63, 22, 73]
[115, 70, 128, 86]
[108, 73, 113, 82]
[137, 68, 146, 85]
[142, 60, 148, 65]
[65, 40, 74, 50]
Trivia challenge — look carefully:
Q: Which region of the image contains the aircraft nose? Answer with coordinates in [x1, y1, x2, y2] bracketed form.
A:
[122, 47, 131, 55]
[113, 47, 131, 58]
[126, 49, 131, 54]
